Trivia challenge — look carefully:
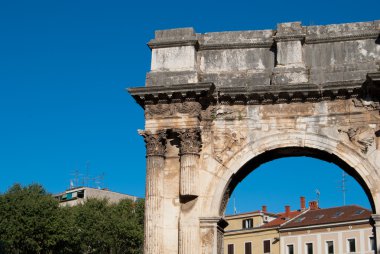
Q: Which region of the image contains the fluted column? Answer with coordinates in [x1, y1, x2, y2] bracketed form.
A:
[139, 130, 166, 254]
[176, 128, 201, 198]
[175, 128, 202, 254]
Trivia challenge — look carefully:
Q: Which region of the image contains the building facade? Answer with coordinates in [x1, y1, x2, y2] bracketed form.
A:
[224, 200, 374, 254]
[224, 209, 279, 254]
[54, 186, 137, 206]
[280, 205, 374, 254]
[224, 198, 306, 254]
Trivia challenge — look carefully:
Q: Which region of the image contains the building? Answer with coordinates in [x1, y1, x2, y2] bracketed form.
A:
[54, 186, 138, 206]
[224, 208, 278, 254]
[224, 197, 306, 254]
[224, 198, 374, 254]
[280, 205, 374, 254]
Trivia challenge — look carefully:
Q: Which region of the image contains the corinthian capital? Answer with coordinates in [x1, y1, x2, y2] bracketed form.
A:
[175, 128, 202, 155]
[139, 130, 167, 157]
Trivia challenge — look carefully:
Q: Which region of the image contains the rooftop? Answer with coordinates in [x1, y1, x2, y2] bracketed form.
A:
[281, 205, 371, 229]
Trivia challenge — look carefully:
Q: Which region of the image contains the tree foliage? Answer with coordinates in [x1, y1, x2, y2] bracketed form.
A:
[0, 184, 144, 254]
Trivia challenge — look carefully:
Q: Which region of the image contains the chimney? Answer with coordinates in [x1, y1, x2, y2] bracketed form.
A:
[309, 201, 318, 210]
[300, 196, 306, 211]
[262, 205, 267, 213]
[285, 205, 290, 217]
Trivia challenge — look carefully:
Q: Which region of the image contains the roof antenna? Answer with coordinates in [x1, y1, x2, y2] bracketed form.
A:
[340, 172, 347, 206]
[315, 189, 320, 204]
[233, 196, 237, 215]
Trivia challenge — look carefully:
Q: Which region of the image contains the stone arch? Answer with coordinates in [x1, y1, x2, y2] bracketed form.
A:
[129, 21, 380, 254]
[208, 132, 380, 218]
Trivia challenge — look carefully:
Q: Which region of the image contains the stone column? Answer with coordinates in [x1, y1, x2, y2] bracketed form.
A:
[175, 128, 202, 254]
[139, 130, 167, 254]
[176, 128, 201, 199]
[372, 214, 380, 254]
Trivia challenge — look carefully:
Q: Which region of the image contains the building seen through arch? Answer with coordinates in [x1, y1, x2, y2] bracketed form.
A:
[224, 197, 374, 254]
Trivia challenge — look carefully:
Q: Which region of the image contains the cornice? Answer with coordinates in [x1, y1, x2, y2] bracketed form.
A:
[147, 39, 199, 49]
[128, 82, 215, 108]
[217, 80, 364, 105]
[274, 34, 306, 42]
[147, 32, 379, 51]
[128, 77, 380, 108]
[305, 31, 379, 44]
[199, 41, 273, 50]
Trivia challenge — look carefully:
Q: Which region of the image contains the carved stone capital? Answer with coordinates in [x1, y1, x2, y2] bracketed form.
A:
[139, 130, 167, 157]
[175, 128, 202, 155]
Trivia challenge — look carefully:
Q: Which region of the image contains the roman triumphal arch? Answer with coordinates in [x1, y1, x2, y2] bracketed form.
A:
[129, 21, 380, 253]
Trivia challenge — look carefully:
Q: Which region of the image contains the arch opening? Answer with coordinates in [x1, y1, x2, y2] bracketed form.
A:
[221, 146, 376, 215]
[219, 146, 377, 254]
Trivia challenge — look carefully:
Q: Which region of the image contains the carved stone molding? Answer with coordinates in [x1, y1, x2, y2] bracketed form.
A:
[217, 82, 363, 106]
[145, 101, 202, 119]
[213, 129, 247, 163]
[305, 31, 379, 44]
[219, 187, 230, 215]
[128, 82, 215, 108]
[176, 128, 202, 155]
[338, 126, 375, 154]
[139, 130, 167, 157]
[352, 98, 380, 111]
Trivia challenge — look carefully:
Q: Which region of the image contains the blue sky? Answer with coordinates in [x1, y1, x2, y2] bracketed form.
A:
[0, 1, 378, 213]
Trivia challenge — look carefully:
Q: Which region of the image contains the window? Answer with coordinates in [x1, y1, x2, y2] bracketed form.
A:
[227, 244, 234, 254]
[287, 244, 294, 254]
[332, 211, 344, 218]
[77, 190, 84, 198]
[306, 243, 313, 254]
[245, 242, 252, 254]
[326, 241, 334, 254]
[370, 237, 375, 251]
[314, 214, 324, 220]
[347, 239, 356, 253]
[295, 217, 305, 222]
[263, 240, 270, 253]
[242, 219, 253, 229]
[354, 209, 365, 215]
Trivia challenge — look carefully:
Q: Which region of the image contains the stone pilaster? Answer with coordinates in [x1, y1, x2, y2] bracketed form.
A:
[176, 128, 201, 198]
[372, 214, 380, 254]
[199, 217, 228, 254]
[273, 22, 308, 85]
[139, 130, 167, 254]
[146, 28, 199, 86]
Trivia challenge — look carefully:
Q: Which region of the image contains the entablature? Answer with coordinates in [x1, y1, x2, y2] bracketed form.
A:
[129, 72, 380, 108]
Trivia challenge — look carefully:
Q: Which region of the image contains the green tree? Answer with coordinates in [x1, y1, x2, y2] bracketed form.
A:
[108, 199, 144, 254]
[72, 198, 144, 254]
[0, 183, 61, 254]
[0, 184, 145, 254]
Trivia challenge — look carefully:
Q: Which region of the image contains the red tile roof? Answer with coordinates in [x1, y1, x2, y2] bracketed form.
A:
[281, 205, 371, 229]
[261, 210, 302, 228]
